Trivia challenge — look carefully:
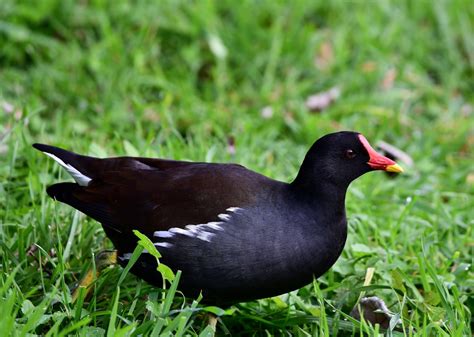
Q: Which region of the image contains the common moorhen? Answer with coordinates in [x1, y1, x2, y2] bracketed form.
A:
[34, 131, 403, 305]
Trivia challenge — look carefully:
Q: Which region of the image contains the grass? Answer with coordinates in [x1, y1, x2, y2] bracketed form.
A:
[0, 0, 473, 335]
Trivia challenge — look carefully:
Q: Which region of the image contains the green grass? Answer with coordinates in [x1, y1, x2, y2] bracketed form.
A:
[0, 0, 473, 335]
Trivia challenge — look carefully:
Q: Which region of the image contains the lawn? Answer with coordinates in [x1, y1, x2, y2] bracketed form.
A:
[0, 0, 472, 336]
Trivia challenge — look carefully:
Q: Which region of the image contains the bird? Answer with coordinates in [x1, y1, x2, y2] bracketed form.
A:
[33, 131, 403, 306]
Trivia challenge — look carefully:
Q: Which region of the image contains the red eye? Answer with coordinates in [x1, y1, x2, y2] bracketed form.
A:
[345, 149, 356, 159]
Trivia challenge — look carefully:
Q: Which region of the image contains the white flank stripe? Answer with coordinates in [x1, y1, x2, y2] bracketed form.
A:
[226, 207, 242, 213]
[169, 227, 194, 237]
[154, 231, 175, 238]
[152, 207, 243, 246]
[154, 242, 173, 248]
[185, 225, 199, 231]
[196, 231, 215, 242]
[218, 213, 231, 221]
[205, 222, 223, 231]
[44, 152, 92, 186]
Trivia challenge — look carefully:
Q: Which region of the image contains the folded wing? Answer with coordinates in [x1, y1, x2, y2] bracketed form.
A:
[34, 144, 269, 252]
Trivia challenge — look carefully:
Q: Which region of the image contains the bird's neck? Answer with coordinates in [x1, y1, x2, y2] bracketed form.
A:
[284, 183, 347, 235]
[290, 173, 348, 212]
[284, 179, 348, 281]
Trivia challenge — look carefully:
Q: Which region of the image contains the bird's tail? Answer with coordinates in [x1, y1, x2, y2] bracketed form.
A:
[34, 144, 116, 229]
[32, 144, 97, 186]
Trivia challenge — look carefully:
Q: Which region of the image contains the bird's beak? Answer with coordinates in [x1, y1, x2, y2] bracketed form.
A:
[358, 135, 404, 173]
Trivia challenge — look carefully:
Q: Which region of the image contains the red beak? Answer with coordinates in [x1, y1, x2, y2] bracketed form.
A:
[358, 135, 404, 173]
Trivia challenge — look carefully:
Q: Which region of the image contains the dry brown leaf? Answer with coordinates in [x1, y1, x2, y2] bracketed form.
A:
[26, 244, 39, 256]
[305, 87, 341, 112]
[377, 141, 413, 177]
[377, 141, 414, 166]
[350, 296, 396, 329]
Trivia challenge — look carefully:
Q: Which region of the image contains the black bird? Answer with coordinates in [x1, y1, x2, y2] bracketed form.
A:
[33, 131, 403, 305]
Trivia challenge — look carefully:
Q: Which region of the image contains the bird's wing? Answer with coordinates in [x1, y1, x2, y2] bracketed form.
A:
[34, 144, 271, 250]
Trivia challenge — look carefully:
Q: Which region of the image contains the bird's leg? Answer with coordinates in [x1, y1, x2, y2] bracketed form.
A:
[207, 313, 218, 333]
[71, 250, 118, 303]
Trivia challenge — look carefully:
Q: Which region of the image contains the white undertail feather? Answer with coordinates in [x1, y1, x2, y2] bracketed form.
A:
[43, 152, 92, 186]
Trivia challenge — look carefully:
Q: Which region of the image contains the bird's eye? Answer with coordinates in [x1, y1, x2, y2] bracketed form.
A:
[345, 149, 356, 159]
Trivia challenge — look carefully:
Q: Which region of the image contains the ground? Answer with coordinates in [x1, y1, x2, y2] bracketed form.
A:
[0, 1, 472, 336]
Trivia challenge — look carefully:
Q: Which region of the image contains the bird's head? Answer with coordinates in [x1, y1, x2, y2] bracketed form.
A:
[294, 131, 403, 190]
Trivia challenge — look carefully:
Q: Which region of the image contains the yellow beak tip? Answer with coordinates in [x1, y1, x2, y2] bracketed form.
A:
[386, 163, 404, 173]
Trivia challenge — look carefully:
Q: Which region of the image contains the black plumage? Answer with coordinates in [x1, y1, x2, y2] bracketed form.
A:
[33, 131, 402, 305]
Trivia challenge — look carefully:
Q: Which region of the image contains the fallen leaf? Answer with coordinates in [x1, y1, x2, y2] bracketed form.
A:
[26, 244, 38, 256]
[305, 87, 341, 112]
[376, 141, 414, 166]
[377, 141, 412, 178]
[350, 296, 398, 329]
